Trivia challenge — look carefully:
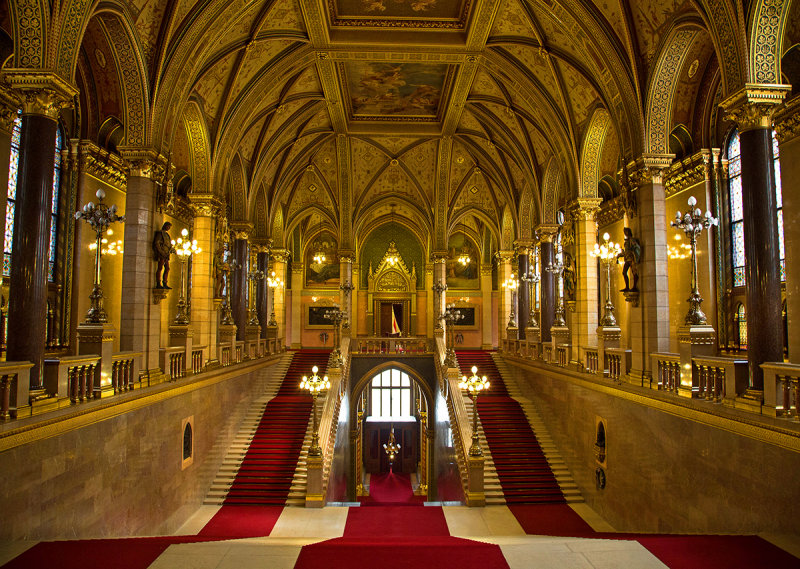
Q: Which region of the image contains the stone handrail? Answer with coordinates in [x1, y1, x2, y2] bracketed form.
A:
[762, 362, 800, 418]
[605, 347, 631, 382]
[190, 346, 205, 374]
[584, 347, 600, 375]
[44, 354, 101, 403]
[219, 344, 232, 366]
[693, 355, 747, 404]
[351, 336, 433, 354]
[110, 351, 141, 394]
[651, 352, 680, 393]
[160, 346, 186, 381]
[0, 361, 33, 420]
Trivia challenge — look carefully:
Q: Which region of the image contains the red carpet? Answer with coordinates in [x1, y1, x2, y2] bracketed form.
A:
[224, 349, 330, 506]
[359, 471, 426, 506]
[197, 505, 283, 538]
[344, 506, 450, 537]
[456, 350, 564, 504]
[294, 536, 510, 569]
[508, 503, 595, 536]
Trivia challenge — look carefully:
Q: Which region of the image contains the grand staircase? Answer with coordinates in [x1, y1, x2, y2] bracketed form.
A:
[456, 350, 582, 505]
[204, 350, 331, 506]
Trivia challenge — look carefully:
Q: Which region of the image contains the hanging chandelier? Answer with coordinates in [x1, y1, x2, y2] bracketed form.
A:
[313, 250, 326, 264]
[457, 220, 471, 266]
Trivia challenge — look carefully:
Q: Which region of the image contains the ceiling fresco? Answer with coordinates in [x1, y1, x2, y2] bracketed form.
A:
[328, 0, 472, 28]
[342, 62, 453, 121]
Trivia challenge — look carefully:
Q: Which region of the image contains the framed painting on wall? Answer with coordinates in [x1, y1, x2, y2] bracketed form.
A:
[306, 231, 340, 287]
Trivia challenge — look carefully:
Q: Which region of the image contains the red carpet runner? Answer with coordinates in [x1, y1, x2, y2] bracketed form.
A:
[358, 471, 426, 506]
[456, 350, 564, 504]
[222, 349, 330, 506]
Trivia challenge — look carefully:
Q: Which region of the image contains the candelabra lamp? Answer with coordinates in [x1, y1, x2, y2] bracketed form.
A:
[266, 270, 284, 326]
[383, 426, 401, 470]
[591, 232, 622, 327]
[520, 270, 540, 328]
[440, 303, 463, 366]
[74, 189, 125, 323]
[300, 365, 330, 457]
[171, 228, 201, 325]
[459, 365, 490, 457]
[432, 280, 447, 330]
[671, 196, 718, 325]
[546, 255, 567, 327]
[502, 274, 519, 329]
[219, 261, 235, 325]
[339, 280, 355, 330]
[247, 269, 265, 326]
[324, 304, 345, 367]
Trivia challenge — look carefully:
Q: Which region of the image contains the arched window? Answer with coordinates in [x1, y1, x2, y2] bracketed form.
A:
[726, 129, 785, 287]
[370, 368, 412, 418]
[735, 303, 747, 350]
[5, 114, 63, 282]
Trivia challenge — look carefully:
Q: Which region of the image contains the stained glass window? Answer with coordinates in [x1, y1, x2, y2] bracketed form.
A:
[736, 303, 747, 350]
[727, 129, 786, 287]
[370, 368, 412, 418]
[4, 114, 62, 280]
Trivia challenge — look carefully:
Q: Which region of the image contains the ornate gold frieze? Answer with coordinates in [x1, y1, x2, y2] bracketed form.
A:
[2, 70, 77, 119]
[720, 83, 791, 132]
[566, 197, 603, 221]
[627, 154, 674, 187]
[0, 88, 21, 132]
[118, 147, 168, 180]
[534, 225, 559, 243]
[773, 95, 800, 144]
[230, 221, 254, 240]
[188, 193, 225, 218]
[164, 195, 194, 226]
[271, 248, 290, 263]
[78, 141, 128, 190]
[596, 195, 627, 227]
[663, 150, 711, 198]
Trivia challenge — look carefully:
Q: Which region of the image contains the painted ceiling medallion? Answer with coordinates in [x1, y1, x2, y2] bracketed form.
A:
[329, 0, 472, 28]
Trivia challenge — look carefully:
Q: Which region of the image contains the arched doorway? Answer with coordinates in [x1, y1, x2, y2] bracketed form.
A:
[349, 363, 434, 502]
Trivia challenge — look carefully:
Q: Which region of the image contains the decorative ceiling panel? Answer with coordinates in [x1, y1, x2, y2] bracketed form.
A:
[489, 0, 533, 37]
[340, 61, 455, 122]
[328, 0, 473, 29]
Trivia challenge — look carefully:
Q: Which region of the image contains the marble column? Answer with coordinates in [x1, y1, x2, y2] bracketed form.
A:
[257, 248, 269, 338]
[536, 226, 559, 343]
[230, 223, 252, 342]
[5, 76, 74, 387]
[290, 261, 302, 349]
[775, 95, 800, 363]
[432, 253, 447, 335]
[722, 85, 789, 391]
[118, 148, 168, 381]
[569, 199, 602, 366]
[339, 252, 354, 336]
[480, 263, 493, 349]
[516, 244, 530, 338]
[271, 249, 289, 345]
[189, 194, 222, 361]
[628, 155, 673, 385]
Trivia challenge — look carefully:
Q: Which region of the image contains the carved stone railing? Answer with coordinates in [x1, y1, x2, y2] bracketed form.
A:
[110, 352, 140, 394]
[351, 336, 433, 355]
[44, 354, 101, 404]
[160, 346, 186, 381]
[692, 355, 747, 405]
[762, 362, 800, 418]
[555, 344, 569, 367]
[652, 353, 681, 393]
[584, 347, 600, 375]
[219, 344, 232, 366]
[190, 346, 205, 374]
[605, 348, 631, 382]
[0, 362, 33, 420]
[235, 341, 244, 363]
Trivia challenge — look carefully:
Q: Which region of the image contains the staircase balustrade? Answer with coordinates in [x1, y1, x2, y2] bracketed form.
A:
[762, 362, 800, 418]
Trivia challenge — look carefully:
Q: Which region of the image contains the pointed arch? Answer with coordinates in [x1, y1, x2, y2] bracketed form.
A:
[500, 205, 515, 249]
[253, 185, 268, 239]
[271, 205, 285, 248]
[645, 26, 701, 154]
[9, 0, 47, 68]
[541, 157, 562, 225]
[182, 101, 211, 195]
[228, 154, 248, 222]
[580, 108, 612, 198]
[749, 0, 796, 84]
[518, 184, 534, 239]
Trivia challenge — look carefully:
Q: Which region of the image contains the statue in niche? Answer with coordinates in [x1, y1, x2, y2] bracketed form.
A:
[562, 251, 576, 302]
[617, 227, 641, 292]
[152, 222, 175, 289]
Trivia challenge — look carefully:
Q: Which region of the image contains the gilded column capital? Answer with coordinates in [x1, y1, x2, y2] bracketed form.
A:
[230, 221, 254, 240]
[0, 87, 21, 133]
[431, 251, 449, 264]
[2, 70, 76, 120]
[513, 239, 535, 254]
[338, 251, 355, 264]
[188, 193, 225, 218]
[118, 147, 168, 180]
[627, 154, 674, 187]
[774, 94, 800, 144]
[78, 140, 128, 189]
[480, 263, 493, 276]
[566, 197, 602, 221]
[535, 224, 560, 243]
[271, 248, 290, 263]
[494, 250, 514, 263]
[720, 83, 791, 133]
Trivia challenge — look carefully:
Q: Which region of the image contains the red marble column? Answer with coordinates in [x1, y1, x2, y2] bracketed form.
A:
[257, 249, 269, 338]
[230, 231, 250, 341]
[517, 249, 529, 338]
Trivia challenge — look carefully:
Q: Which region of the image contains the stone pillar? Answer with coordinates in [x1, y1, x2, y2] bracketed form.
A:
[432, 253, 447, 338]
[189, 194, 223, 361]
[569, 199, 602, 366]
[722, 85, 790, 392]
[339, 252, 354, 336]
[257, 247, 270, 338]
[118, 147, 168, 382]
[4, 74, 75, 388]
[230, 223, 252, 342]
[290, 260, 302, 349]
[627, 155, 673, 385]
[516, 243, 530, 338]
[775, 96, 800, 363]
[495, 250, 514, 338]
[480, 263, 493, 349]
[536, 226, 559, 343]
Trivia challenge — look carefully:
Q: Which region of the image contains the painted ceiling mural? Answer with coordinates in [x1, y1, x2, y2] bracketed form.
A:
[18, 0, 756, 255]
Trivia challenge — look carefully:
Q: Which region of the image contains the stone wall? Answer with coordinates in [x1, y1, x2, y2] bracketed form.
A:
[505, 360, 800, 535]
[0, 361, 283, 540]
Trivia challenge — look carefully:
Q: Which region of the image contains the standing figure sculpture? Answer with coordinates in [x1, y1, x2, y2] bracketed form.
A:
[562, 252, 576, 302]
[153, 222, 175, 289]
[617, 227, 641, 292]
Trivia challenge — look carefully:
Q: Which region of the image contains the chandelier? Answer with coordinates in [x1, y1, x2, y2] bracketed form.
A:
[457, 220, 471, 266]
[313, 250, 326, 264]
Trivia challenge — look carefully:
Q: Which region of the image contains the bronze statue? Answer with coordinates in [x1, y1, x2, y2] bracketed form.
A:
[153, 222, 175, 289]
[617, 227, 641, 292]
[563, 252, 576, 302]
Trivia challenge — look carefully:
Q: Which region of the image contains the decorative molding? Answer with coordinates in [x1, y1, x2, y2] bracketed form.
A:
[751, 0, 786, 84]
[773, 96, 800, 144]
[719, 83, 791, 132]
[567, 197, 603, 221]
[596, 195, 627, 227]
[164, 196, 195, 226]
[534, 225, 559, 243]
[3, 70, 77, 119]
[663, 150, 711, 198]
[188, 193, 225, 218]
[78, 140, 128, 190]
[628, 154, 674, 187]
[13, 0, 44, 68]
[581, 109, 611, 197]
[118, 147, 167, 180]
[230, 221, 254, 240]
